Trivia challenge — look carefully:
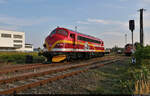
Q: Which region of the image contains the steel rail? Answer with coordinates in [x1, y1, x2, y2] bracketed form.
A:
[0, 59, 120, 95]
[0, 62, 70, 75]
[0, 58, 117, 84]
[0, 61, 95, 84]
[0, 63, 43, 71]
[0, 56, 116, 75]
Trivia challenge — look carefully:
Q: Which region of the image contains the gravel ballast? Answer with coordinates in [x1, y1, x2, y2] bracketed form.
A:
[19, 57, 129, 94]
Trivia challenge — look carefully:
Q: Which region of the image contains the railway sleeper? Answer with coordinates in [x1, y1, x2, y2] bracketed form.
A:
[0, 59, 119, 94]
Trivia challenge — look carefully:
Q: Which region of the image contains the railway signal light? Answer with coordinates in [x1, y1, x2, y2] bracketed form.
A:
[129, 20, 135, 52]
[129, 20, 135, 32]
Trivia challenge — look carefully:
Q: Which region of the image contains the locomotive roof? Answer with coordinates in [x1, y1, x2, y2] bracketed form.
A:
[58, 27, 102, 41]
[125, 43, 132, 47]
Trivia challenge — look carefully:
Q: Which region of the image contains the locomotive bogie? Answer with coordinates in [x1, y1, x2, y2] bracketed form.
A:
[41, 51, 104, 62]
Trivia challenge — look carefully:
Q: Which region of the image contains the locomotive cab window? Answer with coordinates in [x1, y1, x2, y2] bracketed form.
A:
[50, 29, 56, 36]
[70, 34, 75, 39]
[57, 29, 68, 36]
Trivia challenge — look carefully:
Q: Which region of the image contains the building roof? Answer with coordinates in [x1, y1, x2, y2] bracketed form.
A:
[0, 29, 24, 34]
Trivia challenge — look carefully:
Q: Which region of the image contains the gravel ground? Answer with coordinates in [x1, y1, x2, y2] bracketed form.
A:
[21, 70, 100, 94]
[0, 55, 116, 80]
[18, 56, 129, 94]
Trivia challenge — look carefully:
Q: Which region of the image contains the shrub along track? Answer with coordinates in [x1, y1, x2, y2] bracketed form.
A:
[0, 55, 124, 95]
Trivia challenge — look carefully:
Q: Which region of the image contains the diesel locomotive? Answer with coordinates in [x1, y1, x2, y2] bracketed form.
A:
[124, 44, 134, 56]
[40, 27, 105, 62]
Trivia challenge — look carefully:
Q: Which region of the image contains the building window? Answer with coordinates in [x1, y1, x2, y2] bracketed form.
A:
[1, 33, 11, 38]
[13, 35, 23, 39]
[14, 44, 22, 48]
[25, 44, 32, 48]
[13, 40, 23, 43]
[25, 46, 32, 48]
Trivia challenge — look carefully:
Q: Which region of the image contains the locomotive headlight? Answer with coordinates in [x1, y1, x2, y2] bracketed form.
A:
[43, 44, 46, 48]
[55, 43, 64, 48]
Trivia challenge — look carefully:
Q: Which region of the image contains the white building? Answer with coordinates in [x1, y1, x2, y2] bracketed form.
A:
[0, 30, 33, 52]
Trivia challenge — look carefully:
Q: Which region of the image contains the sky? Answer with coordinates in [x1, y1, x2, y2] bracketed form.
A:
[0, 0, 150, 48]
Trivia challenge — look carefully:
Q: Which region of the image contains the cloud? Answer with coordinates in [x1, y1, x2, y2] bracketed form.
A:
[0, 25, 18, 31]
[143, 12, 150, 28]
[138, 0, 150, 7]
[119, 0, 128, 2]
[77, 19, 123, 25]
[0, 15, 51, 26]
[0, 15, 52, 30]
[142, 0, 150, 3]
[130, 11, 150, 28]
[76, 21, 90, 24]
[76, 18, 130, 48]
[77, 18, 128, 28]
[88, 18, 127, 26]
[76, 18, 129, 37]
[100, 31, 123, 37]
[0, 0, 7, 4]
[87, 18, 109, 24]
[127, 11, 150, 46]
[0, 15, 54, 31]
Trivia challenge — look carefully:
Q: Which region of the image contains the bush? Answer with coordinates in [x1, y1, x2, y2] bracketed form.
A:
[33, 55, 45, 63]
[134, 45, 150, 66]
[0, 52, 45, 64]
[121, 45, 150, 94]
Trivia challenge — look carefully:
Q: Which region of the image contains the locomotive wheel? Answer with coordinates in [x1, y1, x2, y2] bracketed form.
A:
[42, 56, 52, 64]
[79, 53, 85, 59]
[66, 55, 71, 62]
[85, 53, 90, 59]
[77, 53, 82, 59]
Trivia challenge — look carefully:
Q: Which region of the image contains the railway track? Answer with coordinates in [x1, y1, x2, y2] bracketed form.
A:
[0, 56, 123, 95]
[0, 56, 116, 79]
[0, 62, 70, 75]
[0, 63, 43, 70]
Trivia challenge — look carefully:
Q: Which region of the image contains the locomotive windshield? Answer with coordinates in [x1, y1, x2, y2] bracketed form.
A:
[57, 29, 68, 36]
[49, 29, 68, 37]
[50, 29, 56, 37]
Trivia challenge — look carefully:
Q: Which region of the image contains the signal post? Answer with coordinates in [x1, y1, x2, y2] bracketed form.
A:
[129, 20, 135, 51]
[138, 8, 146, 47]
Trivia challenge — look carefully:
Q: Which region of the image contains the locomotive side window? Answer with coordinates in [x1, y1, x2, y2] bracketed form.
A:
[78, 36, 100, 44]
[57, 29, 68, 36]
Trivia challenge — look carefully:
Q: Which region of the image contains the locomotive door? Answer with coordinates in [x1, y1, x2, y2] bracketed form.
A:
[70, 34, 76, 50]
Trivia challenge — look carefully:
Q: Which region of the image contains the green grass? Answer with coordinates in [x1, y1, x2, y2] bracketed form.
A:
[90, 45, 150, 94]
[0, 52, 45, 64]
[89, 59, 131, 94]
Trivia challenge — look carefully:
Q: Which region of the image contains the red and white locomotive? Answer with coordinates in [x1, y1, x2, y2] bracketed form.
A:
[124, 43, 134, 56]
[41, 27, 105, 62]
